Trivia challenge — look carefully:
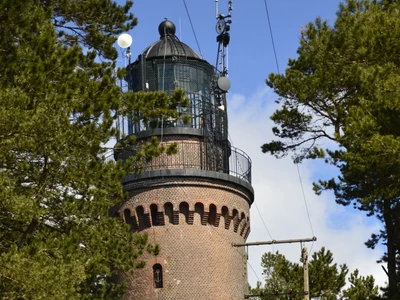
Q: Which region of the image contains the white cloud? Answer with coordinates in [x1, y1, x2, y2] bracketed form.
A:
[227, 86, 387, 291]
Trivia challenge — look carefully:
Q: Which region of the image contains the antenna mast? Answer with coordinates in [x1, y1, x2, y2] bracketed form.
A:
[214, 0, 232, 110]
[215, 0, 232, 77]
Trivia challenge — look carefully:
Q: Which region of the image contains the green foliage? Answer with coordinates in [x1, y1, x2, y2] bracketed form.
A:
[252, 248, 378, 300]
[0, 0, 186, 298]
[342, 269, 379, 300]
[45, 0, 137, 60]
[262, 0, 400, 296]
[252, 247, 348, 299]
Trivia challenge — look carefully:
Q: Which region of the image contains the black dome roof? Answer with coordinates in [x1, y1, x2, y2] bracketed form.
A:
[140, 20, 201, 60]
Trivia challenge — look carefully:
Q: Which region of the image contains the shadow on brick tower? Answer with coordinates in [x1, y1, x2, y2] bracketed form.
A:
[114, 20, 254, 300]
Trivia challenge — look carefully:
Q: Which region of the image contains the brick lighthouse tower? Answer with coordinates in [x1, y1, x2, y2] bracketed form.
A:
[115, 17, 254, 300]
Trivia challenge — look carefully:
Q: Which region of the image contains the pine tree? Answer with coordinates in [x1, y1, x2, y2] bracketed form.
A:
[261, 1, 400, 297]
[252, 247, 348, 299]
[45, 0, 137, 60]
[342, 269, 379, 300]
[252, 248, 379, 300]
[0, 0, 185, 298]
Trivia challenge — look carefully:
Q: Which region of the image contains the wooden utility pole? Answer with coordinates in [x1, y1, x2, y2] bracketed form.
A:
[302, 246, 309, 300]
[234, 237, 316, 299]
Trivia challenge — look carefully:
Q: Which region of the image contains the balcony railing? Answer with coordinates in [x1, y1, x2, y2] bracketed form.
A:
[110, 140, 252, 184]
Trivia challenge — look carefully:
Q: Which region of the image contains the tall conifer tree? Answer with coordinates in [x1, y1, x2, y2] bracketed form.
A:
[262, 0, 400, 297]
[0, 0, 185, 298]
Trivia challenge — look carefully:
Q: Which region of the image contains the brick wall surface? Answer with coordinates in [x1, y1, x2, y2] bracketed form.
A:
[120, 176, 251, 300]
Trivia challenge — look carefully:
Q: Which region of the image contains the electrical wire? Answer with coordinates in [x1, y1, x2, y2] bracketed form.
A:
[262, 0, 315, 255]
[182, 0, 203, 58]
[254, 202, 273, 240]
[296, 165, 315, 237]
[263, 0, 280, 74]
[296, 164, 316, 255]
[247, 259, 262, 283]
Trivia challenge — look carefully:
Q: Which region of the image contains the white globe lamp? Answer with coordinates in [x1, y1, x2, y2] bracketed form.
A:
[117, 33, 132, 49]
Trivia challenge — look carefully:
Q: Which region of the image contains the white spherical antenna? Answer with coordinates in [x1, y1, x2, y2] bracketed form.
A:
[217, 76, 231, 92]
[117, 33, 132, 48]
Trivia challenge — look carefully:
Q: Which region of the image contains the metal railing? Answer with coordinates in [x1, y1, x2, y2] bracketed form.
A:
[111, 140, 252, 184]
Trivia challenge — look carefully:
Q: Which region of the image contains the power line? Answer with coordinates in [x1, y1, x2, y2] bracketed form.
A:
[296, 165, 314, 237]
[247, 260, 262, 283]
[182, 0, 203, 58]
[296, 164, 316, 256]
[263, 0, 280, 74]
[262, 0, 315, 253]
[254, 202, 273, 240]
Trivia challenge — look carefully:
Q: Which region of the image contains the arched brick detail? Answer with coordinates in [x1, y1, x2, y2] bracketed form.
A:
[201, 210, 209, 226]
[136, 206, 146, 230]
[239, 212, 247, 236]
[244, 226, 251, 239]
[123, 208, 132, 224]
[208, 204, 217, 226]
[158, 210, 165, 226]
[221, 206, 231, 230]
[150, 204, 161, 226]
[240, 221, 248, 237]
[125, 202, 252, 236]
[179, 202, 189, 224]
[164, 202, 174, 224]
[172, 210, 179, 225]
[232, 209, 240, 233]
[214, 211, 221, 227]
[188, 209, 194, 225]
[194, 202, 204, 225]
[123, 208, 139, 231]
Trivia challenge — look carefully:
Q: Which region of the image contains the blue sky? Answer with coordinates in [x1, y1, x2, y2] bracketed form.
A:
[118, 0, 387, 291]
[124, 0, 340, 96]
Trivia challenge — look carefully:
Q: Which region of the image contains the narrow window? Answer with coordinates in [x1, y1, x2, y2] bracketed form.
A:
[208, 204, 217, 226]
[164, 202, 174, 224]
[194, 202, 204, 225]
[232, 209, 238, 221]
[179, 202, 189, 224]
[124, 209, 132, 224]
[221, 206, 230, 229]
[136, 206, 145, 229]
[150, 204, 160, 226]
[153, 264, 163, 288]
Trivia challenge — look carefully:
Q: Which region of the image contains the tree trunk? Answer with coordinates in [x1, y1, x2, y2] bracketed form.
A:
[383, 199, 397, 298]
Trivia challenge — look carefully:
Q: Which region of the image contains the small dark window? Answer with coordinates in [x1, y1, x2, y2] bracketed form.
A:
[150, 204, 160, 226]
[208, 204, 217, 226]
[179, 202, 189, 224]
[194, 202, 204, 224]
[136, 206, 145, 229]
[164, 202, 174, 224]
[124, 209, 132, 224]
[232, 209, 238, 220]
[153, 264, 163, 288]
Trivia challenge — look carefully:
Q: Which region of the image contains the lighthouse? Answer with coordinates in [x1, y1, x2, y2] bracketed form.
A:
[115, 19, 254, 300]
